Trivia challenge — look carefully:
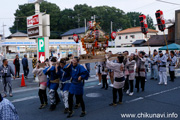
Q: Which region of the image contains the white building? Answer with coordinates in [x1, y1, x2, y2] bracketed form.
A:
[115, 27, 158, 47]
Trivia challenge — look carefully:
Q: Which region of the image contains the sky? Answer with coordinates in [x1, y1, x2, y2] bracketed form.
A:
[0, 0, 180, 37]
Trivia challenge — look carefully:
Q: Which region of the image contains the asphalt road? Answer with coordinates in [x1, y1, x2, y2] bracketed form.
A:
[1, 72, 180, 120]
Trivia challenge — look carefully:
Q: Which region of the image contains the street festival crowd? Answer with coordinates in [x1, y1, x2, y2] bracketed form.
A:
[0, 49, 180, 119]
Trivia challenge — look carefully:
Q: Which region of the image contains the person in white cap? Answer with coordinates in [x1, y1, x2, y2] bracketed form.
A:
[157, 51, 167, 85]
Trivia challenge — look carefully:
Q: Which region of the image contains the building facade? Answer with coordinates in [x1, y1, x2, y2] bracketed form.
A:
[115, 27, 158, 47]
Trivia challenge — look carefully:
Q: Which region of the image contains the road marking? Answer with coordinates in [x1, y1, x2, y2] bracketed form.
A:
[12, 96, 39, 103]
[126, 86, 180, 103]
[13, 87, 39, 94]
[86, 86, 95, 89]
[144, 86, 180, 98]
[126, 97, 144, 103]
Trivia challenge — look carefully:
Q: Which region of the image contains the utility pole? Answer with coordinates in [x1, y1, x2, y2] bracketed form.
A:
[94, 15, 96, 22]
[2, 23, 6, 40]
[133, 19, 136, 27]
[84, 18, 86, 33]
[111, 21, 113, 33]
[77, 14, 80, 28]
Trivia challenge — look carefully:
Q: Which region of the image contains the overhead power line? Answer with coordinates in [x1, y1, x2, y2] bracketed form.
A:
[156, 0, 180, 5]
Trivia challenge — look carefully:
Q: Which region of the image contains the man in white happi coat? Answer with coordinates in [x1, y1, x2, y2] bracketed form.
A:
[168, 51, 177, 82]
[157, 51, 167, 85]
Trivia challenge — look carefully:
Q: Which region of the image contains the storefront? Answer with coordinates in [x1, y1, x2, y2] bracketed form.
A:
[0, 39, 81, 59]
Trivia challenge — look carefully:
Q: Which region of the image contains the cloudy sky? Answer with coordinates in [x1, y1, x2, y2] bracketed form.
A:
[0, 0, 179, 36]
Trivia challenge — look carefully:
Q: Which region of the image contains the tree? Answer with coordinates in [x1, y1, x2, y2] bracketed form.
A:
[127, 12, 155, 29]
[10, 1, 61, 39]
[10, 3, 155, 38]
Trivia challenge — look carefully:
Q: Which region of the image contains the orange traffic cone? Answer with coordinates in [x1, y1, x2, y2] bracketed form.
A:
[20, 74, 26, 87]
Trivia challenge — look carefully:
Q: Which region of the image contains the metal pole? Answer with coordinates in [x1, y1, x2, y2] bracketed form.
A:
[35, 2, 40, 14]
[111, 21, 113, 33]
[2, 23, 6, 40]
[94, 15, 95, 22]
[85, 18, 86, 33]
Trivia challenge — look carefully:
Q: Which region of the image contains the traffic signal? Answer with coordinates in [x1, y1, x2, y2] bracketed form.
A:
[139, 14, 148, 34]
[155, 10, 166, 32]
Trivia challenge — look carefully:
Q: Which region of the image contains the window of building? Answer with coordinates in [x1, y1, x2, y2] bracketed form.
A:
[125, 36, 128, 39]
[130, 35, 135, 39]
[119, 36, 121, 40]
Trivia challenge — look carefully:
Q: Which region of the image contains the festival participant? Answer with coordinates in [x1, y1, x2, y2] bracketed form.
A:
[135, 51, 146, 92]
[64, 57, 89, 118]
[13, 55, 20, 78]
[108, 51, 114, 87]
[22, 54, 29, 79]
[32, 54, 37, 78]
[95, 62, 103, 86]
[145, 54, 150, 81]
[150, 50, 158, 80]
[168, 51, 177, 82]
[43, 57, 60, 111]
[32, 62, 48, 109]
[157, 51, 167, 85]
[126, 53, 136, 96]
[0, 93, 19, 120]
[106, 55, 125, 106]
[56, 58, 71, 114]
[123, 51, 129, 92]
[101, 62, 108, 90]
[0, 59, 15, 97]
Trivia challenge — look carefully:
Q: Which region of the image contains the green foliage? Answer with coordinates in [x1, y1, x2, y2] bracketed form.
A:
[127, 12, 155, 29]
[10, 2, 155, 39]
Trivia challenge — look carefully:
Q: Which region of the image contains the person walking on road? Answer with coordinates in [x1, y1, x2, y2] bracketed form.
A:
[168, 51, 177, 82]
[56, 58, 71, 114]
[157, 51, 167, 85]
[43, 57, 60, 111]
[64, 57, 89, 118]
[106, 55, 125, 106]
[32, 62, 48, 109]
[0, 93, 19, 120]
[126, 53, 136, 96]
[0, 59, 15, 97]
[22, 54, 29, 79]
[13, 55, 20, 78]
[32, 54, 37, 78]
[135, 51, 146, 92]
[150, 50, 158, 80]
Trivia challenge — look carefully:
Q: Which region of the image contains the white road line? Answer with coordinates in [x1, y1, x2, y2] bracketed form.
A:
[12, 96, 39, 103]
[85, 86, 95, 89]
[126, 86, 180, 103]
[126, 97, 144, 103]
[13, 87, 39, 94]
[144, 86, 180, 98]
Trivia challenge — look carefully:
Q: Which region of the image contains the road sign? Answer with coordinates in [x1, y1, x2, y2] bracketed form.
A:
[38, 38, 45, 52]
[27, 26, 42, 38]
[27, 14, 42, 28]
[39, 52, 45, 62]
[38, 38, 45, 62]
